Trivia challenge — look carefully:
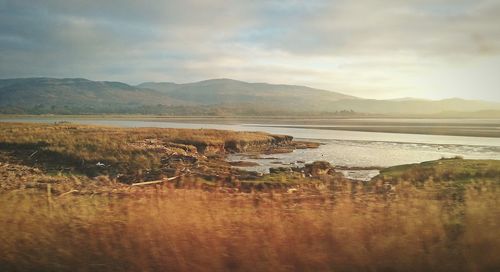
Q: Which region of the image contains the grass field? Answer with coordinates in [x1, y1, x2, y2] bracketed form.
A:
[378, 158, 500, 183]
[1, 178, 499, 271]
[0, 122, 292, 181]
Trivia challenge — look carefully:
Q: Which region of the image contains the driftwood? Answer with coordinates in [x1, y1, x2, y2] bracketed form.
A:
[58, 189, 79, 197]
[29, 150, 39, 159]
[131, 175, 183, 186]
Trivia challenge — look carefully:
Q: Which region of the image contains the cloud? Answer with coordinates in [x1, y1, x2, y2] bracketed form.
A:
[0, 0, 499, 100]
[243, 0, 500, 57]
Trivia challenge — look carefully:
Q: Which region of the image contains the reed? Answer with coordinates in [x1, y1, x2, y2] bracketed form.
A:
[0, 179, 498, 271]
[0, 122, 283, 177]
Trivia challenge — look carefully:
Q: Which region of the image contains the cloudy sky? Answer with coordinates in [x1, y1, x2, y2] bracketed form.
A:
[1, 0, 499, 101]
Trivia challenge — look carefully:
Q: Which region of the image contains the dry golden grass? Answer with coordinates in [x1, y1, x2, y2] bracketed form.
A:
[0, 122, 280, 156]
[378, 157, 500, 182]
[0, 122, 288, 177]
[0, 179, 499, 272]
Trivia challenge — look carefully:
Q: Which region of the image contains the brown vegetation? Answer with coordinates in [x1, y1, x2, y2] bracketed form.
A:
[0, 122, 302, 183]
[0, 178, 499, 271]
[377, 157, 500, 183]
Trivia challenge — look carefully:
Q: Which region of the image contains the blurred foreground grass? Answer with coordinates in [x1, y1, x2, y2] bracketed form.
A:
[1, 179, 499, 272]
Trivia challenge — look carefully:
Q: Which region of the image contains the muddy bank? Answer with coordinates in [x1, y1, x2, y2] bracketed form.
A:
[0, 122, 325, 190]
[0, 159, 350, 195]
[119, 140, 325, 187]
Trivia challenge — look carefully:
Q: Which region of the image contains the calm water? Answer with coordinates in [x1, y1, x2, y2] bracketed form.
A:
[2, 118, 500, 180]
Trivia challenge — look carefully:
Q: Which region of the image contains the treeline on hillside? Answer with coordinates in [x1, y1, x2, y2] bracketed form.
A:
[0, 104, 360, 116]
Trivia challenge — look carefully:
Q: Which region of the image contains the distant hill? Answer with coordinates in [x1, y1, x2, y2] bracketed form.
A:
[0, 78, 179, 114]
[137, 82, 179, 92]
[388, 97, 430, 102]
[140, 79, 500, 114]
[138, 78, 358, 106]
[1, 77, 499, 115]
[0, 77, 180, 106]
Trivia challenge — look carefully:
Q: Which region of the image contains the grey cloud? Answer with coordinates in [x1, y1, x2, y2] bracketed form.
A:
[0, 0, 265, 79]
[0, 0, 499, 101]
[248, 0, 500, 58]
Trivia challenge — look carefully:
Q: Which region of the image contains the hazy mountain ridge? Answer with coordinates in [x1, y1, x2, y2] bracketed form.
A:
[1, 77, 499, 115]
[0, 78, 180, 108]
[140, 79, 500, 114]
[139, 78, 358, 105]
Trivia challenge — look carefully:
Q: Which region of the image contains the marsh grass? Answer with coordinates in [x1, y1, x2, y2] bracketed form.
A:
[378, 158, 500, 183]
[0, 122, 283, 177]
[0, 179, 499, 272]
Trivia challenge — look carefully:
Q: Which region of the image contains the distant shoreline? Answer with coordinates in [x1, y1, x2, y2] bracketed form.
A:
[255, 125, 500, 138]
[2, 114, 500, 124]
[2, 114, 500, 121]
[1, 114, 499, 138]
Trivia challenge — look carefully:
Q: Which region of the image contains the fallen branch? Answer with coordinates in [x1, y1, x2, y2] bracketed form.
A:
[58, 189, 79, 197]
[131, 175, 183, 186]
[29, 150, 38, 159]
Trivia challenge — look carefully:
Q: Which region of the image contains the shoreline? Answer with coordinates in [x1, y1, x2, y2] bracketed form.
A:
[255, 124, 500, 138]
[0, 122, 328, 193]
[0, 122, 499, 195]
[1, 114, 499, 138]
[2, 113, 500, 120]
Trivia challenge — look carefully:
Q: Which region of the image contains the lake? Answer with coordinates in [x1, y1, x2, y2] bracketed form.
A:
[2, 117, 500, 180]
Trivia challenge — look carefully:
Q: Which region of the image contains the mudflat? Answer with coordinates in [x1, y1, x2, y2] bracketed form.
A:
[2, 115, 499, 137]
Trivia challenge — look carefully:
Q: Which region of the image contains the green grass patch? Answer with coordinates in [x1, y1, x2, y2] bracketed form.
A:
[377, 158, 500, 183]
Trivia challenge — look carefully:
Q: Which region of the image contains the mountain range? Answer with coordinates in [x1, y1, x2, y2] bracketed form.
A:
[0, 77, 498, 116]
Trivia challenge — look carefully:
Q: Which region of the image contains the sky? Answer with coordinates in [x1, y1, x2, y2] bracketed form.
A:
[1, 0, 499, 101]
